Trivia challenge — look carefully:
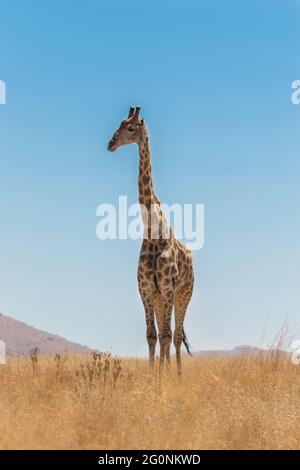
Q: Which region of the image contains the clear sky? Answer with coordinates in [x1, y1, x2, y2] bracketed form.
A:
[0, 0, 299, 355]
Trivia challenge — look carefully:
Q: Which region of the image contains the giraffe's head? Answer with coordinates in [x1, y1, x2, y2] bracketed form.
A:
[107, 106, 144, 152]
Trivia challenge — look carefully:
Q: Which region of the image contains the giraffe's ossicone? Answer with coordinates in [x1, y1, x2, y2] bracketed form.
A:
[107, 107, 194, 376]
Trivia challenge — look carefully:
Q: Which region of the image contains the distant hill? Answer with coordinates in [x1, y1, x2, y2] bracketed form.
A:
[0, 313, 94, 356]
[192, 345, 285, 358]
[0, 312, 286, 359]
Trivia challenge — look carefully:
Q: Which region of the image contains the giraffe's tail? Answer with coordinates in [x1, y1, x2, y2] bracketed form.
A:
[182, 328, 192, 356]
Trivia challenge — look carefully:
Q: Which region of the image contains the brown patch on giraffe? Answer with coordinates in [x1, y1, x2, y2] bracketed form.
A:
[149, 257, 155, 267]
[144, 175, 151, 185]
[164, 266, 171, 276]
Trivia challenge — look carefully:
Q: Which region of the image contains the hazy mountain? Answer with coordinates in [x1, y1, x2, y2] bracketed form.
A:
[0, 312, 286, 359]
[192, 345, 283, 358]
[0, 313, 94, 356]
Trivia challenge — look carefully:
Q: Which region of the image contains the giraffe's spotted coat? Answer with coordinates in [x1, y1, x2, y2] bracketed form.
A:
[108, 107, 194, 376]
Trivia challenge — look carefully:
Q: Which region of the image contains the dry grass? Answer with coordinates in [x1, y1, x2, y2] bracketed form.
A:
[0, 350, 299, 450]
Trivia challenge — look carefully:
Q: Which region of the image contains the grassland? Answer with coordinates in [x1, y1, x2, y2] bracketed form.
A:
[0, 350, 299, 449]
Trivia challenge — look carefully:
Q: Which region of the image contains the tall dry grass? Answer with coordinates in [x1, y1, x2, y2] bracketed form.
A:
[0, 350, 299, 449]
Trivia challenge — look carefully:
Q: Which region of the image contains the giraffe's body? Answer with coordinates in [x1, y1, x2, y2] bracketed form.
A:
[108, 107, 194, 375]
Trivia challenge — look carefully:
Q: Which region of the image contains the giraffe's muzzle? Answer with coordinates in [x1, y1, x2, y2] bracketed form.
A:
[107, 139, 117, 151]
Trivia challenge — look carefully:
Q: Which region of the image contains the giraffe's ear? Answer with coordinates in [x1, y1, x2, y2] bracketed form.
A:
[127, 107, 135, 119]
[139, 118, 144, 126]
[132, 106, 140, 123]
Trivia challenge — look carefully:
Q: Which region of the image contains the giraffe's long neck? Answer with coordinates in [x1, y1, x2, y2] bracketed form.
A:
[138, 128, 156, 207]
[137, 127, 170, 243]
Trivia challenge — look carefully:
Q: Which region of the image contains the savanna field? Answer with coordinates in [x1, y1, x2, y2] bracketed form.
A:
[0, 351, 299, 450]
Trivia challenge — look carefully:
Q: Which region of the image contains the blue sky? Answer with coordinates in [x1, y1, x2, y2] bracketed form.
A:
[0, 0, 299, 354]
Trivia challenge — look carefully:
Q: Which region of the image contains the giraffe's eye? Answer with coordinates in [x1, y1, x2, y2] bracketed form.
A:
[127, 127, 135, 132]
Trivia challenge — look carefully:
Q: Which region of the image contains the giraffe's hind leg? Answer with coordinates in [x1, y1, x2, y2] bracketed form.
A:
[174, 285, 193, 376]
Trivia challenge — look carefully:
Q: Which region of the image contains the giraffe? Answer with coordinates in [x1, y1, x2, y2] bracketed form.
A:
[107, 106, 194, 376]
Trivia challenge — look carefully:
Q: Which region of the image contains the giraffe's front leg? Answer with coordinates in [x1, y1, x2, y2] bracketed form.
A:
[138, 251, 160, 368]
[156, 251, 178, 373]
[158, 291, 174, 372]
[165, 344, 171, 368]
[154, 294, 171, 371]
[139, 290, 157, 367]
